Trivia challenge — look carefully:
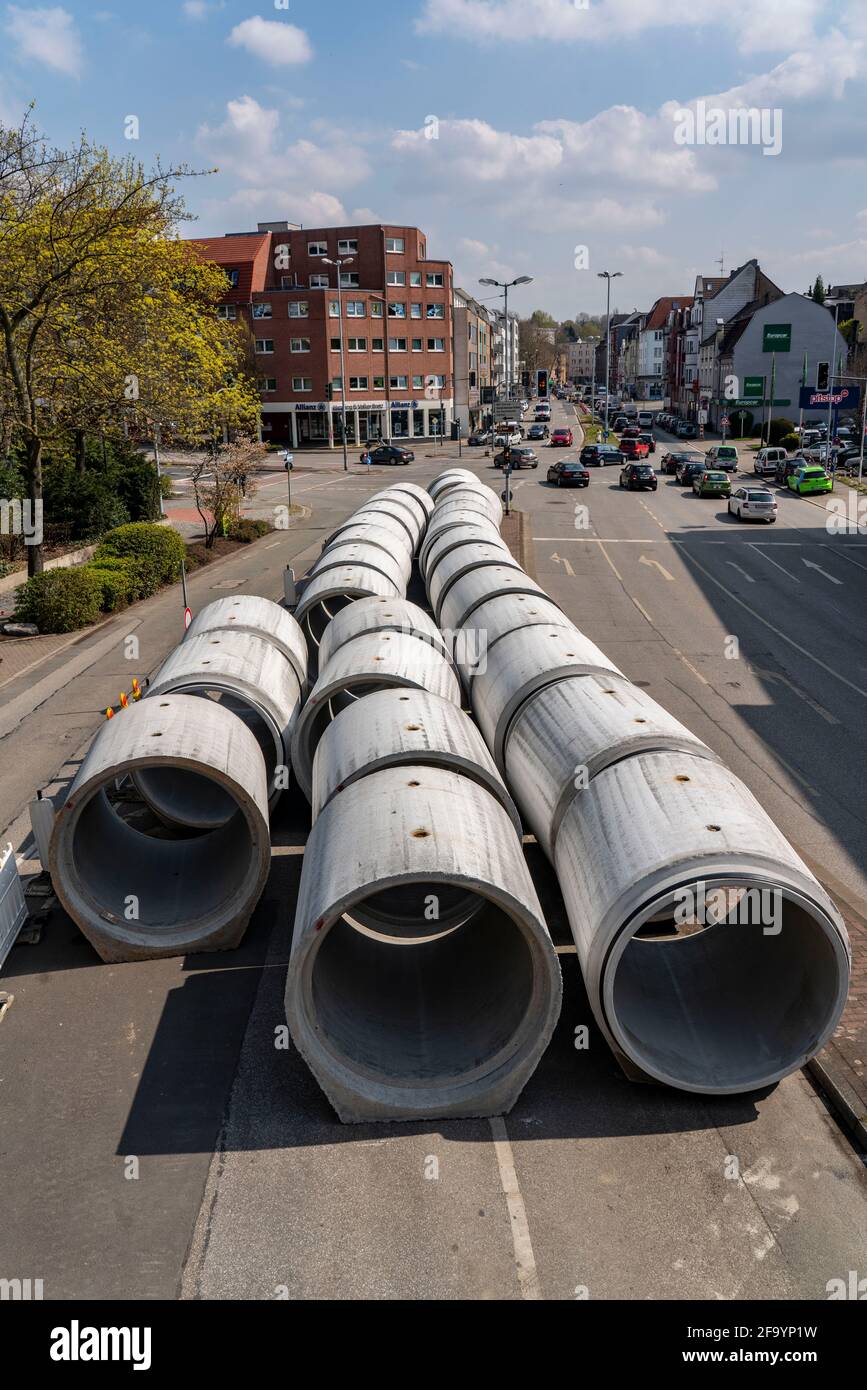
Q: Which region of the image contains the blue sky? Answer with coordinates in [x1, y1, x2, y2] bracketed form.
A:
[2, 0, 867, 318]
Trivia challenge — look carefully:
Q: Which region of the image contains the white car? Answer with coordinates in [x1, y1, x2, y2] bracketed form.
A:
[494, 429, 522, 447]
[728, 487, 778, 523]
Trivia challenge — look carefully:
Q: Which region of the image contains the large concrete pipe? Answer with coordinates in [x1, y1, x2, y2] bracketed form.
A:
[428, 468, 481, 500]
[290, 630, 462, 801]
[428, 543, 523, 623]
[141, 630, 302, 822]
[323, 510, 415, 557]
[317, 595, 453, 673]
[505, 673, 721, 859]
[326, 498, 420, 551]
[49, 694, 271, 962]
[451, 592, 573, 691]
[320, 522, 414, 570]
[431, 487, 503, 529]
[470, 624, 622, 769]
[552, 749, 851, 1094]
[307, 539, 411, 591]
[184, 595, 308, 692]
[367, 483, 434, 530]
[311, 687, 522, 835]
[294, 564, 403, 654]
[419, 510, 501, 574]
[422, 524, 511, 588]
[437, 565, 552, 635]
[284, 766, 562, 1122]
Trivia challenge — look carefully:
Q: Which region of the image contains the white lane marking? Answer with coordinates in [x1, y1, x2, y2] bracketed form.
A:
[679, 549, 867, 701]
[749, 545, 801, 582]
[831, 545, 867, 573]
[550, 552, 575, 577]
[598, 543, 653, 622]
[726, 561, 756, 584]
[639, 554, 675, 581]
[803, 557, 842, 585]
[671, 647, 710, 686]
[488, 1116, 541, 1300]
[749, 665, 840, 725]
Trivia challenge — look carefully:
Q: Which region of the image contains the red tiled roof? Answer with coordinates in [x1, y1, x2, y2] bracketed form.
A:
[187, 232, 272, 302]
[645, 296, 693, 330]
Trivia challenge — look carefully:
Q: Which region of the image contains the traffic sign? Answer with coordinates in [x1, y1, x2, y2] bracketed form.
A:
[184, 606, 192, 631]
[721, 414, 730, 429]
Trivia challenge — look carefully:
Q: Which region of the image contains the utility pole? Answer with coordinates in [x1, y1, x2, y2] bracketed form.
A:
[322, 254, 355, 470]
[598, 270, 623, 441]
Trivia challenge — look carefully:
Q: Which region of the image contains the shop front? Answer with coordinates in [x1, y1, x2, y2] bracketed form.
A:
[268, 400, 453, 449]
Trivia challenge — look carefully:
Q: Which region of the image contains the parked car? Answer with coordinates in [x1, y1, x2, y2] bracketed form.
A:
[527, 423, 550, 440]
[370, 444, 414, 465]
[774, 456, 806, 486]
[620, 462, 658, 491]
[754, 446, 788, 477]
[676, 421, 698, 439]
[637, 411, 655, 430]
[620, 436, 650, 460]
[494, 446, 538, 469]
[693, 469, 732, 498]
[468, 429, 491, 446]
[550, 427, 574, 447]
[677, 459, 707, 487]
[547, 459, 590, 487]
[728, 487, 778, 523]
[637, 433, 656, 455]
[788, 464, 833, 496]
[704, 444, 739, 471]
[581, 442, 625, 466]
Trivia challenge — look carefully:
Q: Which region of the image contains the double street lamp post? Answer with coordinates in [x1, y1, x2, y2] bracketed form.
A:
[322, 255, 354, 471]
[598, 270, 622, 442]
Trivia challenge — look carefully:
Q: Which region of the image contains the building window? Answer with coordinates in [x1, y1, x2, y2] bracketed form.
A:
[346, 301, 366, 317]
[340, 272, 360, 288]
[328, 301, 339, 317]
[410, 303, 422, 319]
[412, 338, 422, 352]
[332, 377, 343, 391]
[349, 376, 368, 390]
[373, 376, 385, 389]
[261, 377, 277, 392]
[255, 339, 274, 354]
[348, 337, 367, 352]
[413, 409, 426, 437]
[370, 301, 383, 318]
[292, 377, 312, 391]
[280, 275, 296, 289]
[391, 409, 409, 436]
[426, 272, 444, 287]
[225, 269, 239, 287]
[217, 304, 237, 320]
[389, 337, 407, 352]
[427, 338, 445, 351]
[308, 241, 328, 257]
[288, 301, 309, 318]
[330, 337, 341, 351]
[338, 238, 358, 254]
[390, 375, 408, 389]
[410, 271, 422, 287]
[427, 373, 446, 388]
[426, 303, 445, 319]
[388, 302, 406, 318]
[252, 303, 272, 319]
[372, 337, 384, 351]
[310, 274, 329, 289]
[290, 338, 310, 352]
[387, 270, 406, 286]
[412, 374, 424, 389]
[385, 237, 405, 253]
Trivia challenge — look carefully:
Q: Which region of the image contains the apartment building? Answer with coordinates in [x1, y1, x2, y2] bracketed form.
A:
[189, 220, 454, 448]
[637, 298, 685, 398]
[453, 288, 493, 434]
[567, 338, 599, 383]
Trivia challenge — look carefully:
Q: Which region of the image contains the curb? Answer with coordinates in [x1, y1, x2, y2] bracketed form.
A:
[807, 1054, 867, 1152]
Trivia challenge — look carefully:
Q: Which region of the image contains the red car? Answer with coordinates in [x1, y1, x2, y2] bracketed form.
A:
[550, 428, 573, 447]
[620, 437, 650, 459]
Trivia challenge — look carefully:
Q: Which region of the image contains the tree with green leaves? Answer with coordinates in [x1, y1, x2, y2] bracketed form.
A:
[810, 275, 826, 304]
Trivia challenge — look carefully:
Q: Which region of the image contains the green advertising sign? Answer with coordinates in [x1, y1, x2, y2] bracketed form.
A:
[763, 324, 792, 352]
[744, 376, 765, 398]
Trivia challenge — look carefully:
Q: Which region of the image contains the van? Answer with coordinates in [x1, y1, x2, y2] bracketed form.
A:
[637, 411, 654, 429]
[754, 446, 788, 477]
[704, 444, 739, 472]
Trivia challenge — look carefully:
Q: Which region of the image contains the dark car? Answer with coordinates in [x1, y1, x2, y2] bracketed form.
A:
[370, 444, 414, 465]
[547, 459, 590, 487]
[581, 442, 625, 467]
[467, 430, 490, 446]
[620, 462, 658, 491]
[677, 459, 707, 486]
[527, 423, 549, 440]
[663, 450, 703, 476]
[494, 446, 538, 469]
[774, 456, 805, 486]
[638, 432, 656, 455]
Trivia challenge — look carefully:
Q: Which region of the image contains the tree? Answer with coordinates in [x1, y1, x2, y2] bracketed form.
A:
[191, 434, 260, 549]
[0, 110, 259, 575]
[811, 275, 826, 304]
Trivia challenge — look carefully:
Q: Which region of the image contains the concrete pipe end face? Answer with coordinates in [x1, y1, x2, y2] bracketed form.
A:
[48, 694, 271, 962]
[555, 750, 851, 1095]
[294, 566, 403, 652]
[184, 595, 308, 692]
[285, 766, 562, 1123]
[317, 596, 454, 680]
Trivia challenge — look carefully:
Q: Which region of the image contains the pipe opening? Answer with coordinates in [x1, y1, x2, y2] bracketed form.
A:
[312, 901, 535, 1080]
[304, 594, 355, 648]
[343, 878, 486, 944]
[609, 881, 845, 1091]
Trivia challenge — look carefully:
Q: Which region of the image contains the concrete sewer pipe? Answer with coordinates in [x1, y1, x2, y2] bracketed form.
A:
[184, 595, 308, 693]
[419, 511, 501, 574]
[317, 596, 454, 674]
[290, 629, 462, 802]
[307, 539, 411, 592]
[437, 567, 553, 636]
[427, 544, 523, 624]
[427, 468, 482, 501]
[322, 511, 415, 559]
[422, 525, 512, 589]
[428, 487, 503, 530]
[49, 694, 271, 963]
[294, 565, 403, 655]
[284, 765, 562, 1122]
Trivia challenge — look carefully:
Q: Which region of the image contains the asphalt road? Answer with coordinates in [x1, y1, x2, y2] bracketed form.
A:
[2, 422, 866, 1301]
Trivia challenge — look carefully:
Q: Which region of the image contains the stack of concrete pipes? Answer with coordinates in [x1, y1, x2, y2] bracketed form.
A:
[422, 469, 851, 1096]
[49, 595, 307, 963]
[285, 471, 563, 1122]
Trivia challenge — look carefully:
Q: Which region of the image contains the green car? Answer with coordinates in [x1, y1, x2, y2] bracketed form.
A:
[693, 469, 731, 498]
[788, 465, 833, 496]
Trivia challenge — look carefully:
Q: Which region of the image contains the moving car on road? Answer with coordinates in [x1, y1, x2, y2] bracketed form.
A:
[677, 459, 708, 487]
[550, 427, 574, 447]
[494, 446, 538, 469]
[754, 446, 788, 477]
[788, 464, 833, 495]
[370, 444, 414, 465]
[547, 459, 590, 487]
[581, 442, 625, 466]
[704, 444, 739, 471]
[468, 429, 491, 446]
[638, 411, 655, 430]
[728, 487, 777, 523]
[676, 420, 699, 439]
[527, 423, 550, 441]
[774, 456, 806, 487]
[620, 437, 650, 460]
[638, 432, 656, 454]
[620, 462, 658, 491]
[693, 470, 732, 498]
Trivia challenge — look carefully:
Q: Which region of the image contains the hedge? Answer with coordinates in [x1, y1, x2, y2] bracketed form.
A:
[228, 518, 271, 543]
[94, 523, 184, 597]
[88, 558, 142, 612]
[14, 567, 104, 633]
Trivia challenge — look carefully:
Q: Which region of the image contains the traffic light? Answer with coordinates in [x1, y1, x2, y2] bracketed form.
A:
[536, 369, 549, 399]
[817, 362, 830, 391]
[522, 370, 530, 388]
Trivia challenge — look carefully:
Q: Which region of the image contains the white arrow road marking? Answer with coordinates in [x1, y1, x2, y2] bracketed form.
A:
[726, 561, 756, 583]
[749, 545, 800, 582]
[639, 554, 675, 581]
[550, 552, 575, 576]
[802, 558, 843, 585]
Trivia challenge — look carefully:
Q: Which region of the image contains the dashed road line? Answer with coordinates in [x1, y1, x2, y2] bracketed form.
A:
[488, 1116, 541, 1301]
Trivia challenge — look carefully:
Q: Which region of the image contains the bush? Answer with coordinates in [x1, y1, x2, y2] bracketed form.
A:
[780, 434, 801, 453]
[94, 522, 184, 597]
[42, 462, 131, 542]
[767, 418, 795, 447]
[14, 566, 103, 633]
[88, 558, 141, 612]
[227, 518, 271, 543]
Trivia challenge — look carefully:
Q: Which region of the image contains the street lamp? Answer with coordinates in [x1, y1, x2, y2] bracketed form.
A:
[598, 271, 622, 441]
[479, 275, 533, 401]
[322, 256, 354, 471]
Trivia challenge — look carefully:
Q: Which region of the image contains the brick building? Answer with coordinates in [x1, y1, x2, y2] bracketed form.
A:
[189, 220, 454, 448]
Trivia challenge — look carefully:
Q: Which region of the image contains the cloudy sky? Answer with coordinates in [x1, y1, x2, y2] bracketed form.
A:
[2, 0, 866, 318]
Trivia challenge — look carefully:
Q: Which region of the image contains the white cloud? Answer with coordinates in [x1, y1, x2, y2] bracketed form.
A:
[227, 16, 312, 66]
[351, 207, 380, 222]
[5, 5, 83, 76]
[393, 117, 563, 182]
[183, 1, 208, 18]
[197, 95, 370, 188]
[216, 186, 348, 227]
